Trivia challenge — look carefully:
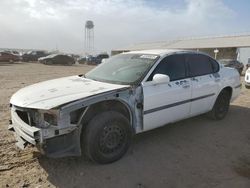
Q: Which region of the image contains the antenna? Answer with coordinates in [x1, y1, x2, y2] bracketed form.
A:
[85, 20, 94, 54]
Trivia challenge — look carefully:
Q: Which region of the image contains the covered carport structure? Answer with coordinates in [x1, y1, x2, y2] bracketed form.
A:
[112, 34, 250, 65]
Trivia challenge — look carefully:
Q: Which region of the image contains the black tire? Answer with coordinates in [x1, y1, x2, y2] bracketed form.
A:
[246, 85, 250, 89]
[83, 111, 132, 164]
[208, 90, 231, 120]
[238, 68, 243, 76]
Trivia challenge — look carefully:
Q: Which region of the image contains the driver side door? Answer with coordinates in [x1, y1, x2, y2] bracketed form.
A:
[142, 54, 192, 131]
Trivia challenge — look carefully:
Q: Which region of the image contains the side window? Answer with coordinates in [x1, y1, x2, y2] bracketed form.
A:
[148, 54, 186, 81]
[187, 54, 214, 77]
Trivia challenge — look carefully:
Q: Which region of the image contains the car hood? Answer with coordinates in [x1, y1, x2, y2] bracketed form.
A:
[10, 76, 129, 110]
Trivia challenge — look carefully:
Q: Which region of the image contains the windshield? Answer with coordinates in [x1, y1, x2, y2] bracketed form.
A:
[85, 53, 159, 85]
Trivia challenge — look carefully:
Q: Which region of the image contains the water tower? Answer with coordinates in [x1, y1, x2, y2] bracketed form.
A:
[85, 20, 94, 54]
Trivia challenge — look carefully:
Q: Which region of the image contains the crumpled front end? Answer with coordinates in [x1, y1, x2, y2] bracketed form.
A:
[9, 106, 41, 148]
[9, 105, 81, 157]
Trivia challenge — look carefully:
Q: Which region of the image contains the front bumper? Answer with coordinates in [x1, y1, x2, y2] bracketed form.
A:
[9, 105, 81, 157]
[9, 106, 41, 149]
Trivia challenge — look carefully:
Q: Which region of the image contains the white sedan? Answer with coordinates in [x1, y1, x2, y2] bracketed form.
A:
[9, 49, 241, 164]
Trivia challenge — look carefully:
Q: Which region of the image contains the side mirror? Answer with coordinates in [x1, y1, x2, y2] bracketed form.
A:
[153, 74, 170, 84]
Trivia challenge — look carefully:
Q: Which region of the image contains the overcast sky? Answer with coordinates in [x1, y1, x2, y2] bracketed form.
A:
[0, 0, 250, 54]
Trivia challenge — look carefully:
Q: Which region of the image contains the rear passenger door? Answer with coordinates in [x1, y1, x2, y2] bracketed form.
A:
[186, 54, 220, 116]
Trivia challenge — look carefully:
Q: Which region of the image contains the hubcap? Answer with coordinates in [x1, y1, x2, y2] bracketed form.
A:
[99, 124, 126, 154]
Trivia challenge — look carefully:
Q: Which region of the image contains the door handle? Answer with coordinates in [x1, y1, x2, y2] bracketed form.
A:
[191, 77, 199, 82]
[215, 78, 220, 82]
[180, 80, 187, 84]
[182, 84, 190, 89]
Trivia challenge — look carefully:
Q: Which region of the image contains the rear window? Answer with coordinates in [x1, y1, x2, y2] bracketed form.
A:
[187, 54, 218, 77]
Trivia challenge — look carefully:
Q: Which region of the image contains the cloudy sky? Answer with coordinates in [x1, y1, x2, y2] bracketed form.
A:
[0, 0, 250, 54]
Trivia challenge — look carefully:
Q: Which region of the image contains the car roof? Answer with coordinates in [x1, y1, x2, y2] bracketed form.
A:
[125, 49, 194, 56]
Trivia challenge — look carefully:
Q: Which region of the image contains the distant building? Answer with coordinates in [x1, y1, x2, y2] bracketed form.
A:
[112, 34, 250, 65]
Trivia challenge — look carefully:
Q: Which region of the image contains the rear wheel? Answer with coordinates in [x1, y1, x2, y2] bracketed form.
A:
[208, 90, 231, 120]
[83, 111, 132, 164]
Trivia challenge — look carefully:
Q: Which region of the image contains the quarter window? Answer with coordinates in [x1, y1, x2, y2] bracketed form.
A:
[209, 58, 220, 73]
[148, 54, 186, 81]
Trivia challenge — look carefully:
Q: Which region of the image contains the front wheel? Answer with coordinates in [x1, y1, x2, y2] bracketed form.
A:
[208, 90, 231, 120]
[83, 111, 132, 164]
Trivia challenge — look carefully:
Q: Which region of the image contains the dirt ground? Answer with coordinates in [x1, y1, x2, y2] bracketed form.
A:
[0, 62, 250, 188]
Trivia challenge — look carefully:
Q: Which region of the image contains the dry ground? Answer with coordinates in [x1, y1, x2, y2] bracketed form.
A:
[0, 62, 250, 188]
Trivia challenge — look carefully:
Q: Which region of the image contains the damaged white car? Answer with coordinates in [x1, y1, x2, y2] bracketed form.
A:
[9, 49, 241, 164]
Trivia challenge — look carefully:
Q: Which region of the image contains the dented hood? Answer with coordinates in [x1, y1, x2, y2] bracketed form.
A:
[10, 76, 129, 110]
